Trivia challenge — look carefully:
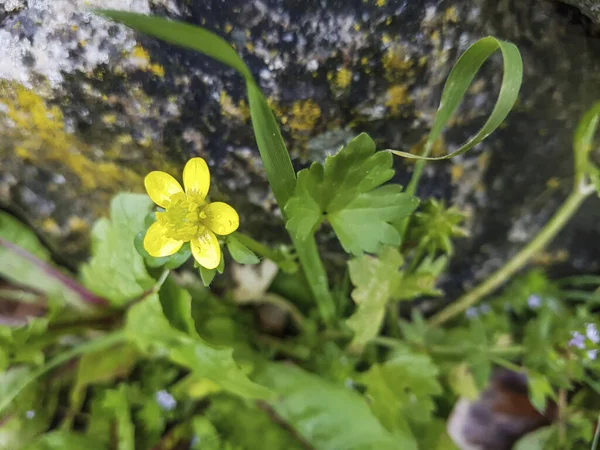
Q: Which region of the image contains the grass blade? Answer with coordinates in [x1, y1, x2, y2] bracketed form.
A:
[389, 36, 522, 165]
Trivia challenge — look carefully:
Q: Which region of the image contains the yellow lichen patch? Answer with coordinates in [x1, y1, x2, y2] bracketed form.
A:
[67, 216, 89, 233]
[0, 82, 142, 192]
[224, 23, 233, 33]
[531, 249, 569, 266]
[385, 85, 411, 114]
[546, 177, 561, 189]
[334, 68, 353, 90]
[42, 218, 61, 234]
[288, 99, 322, 134]
[383, 44, 414, 82]
[353, 23, 361, 32]
[129, 45, 165, 78]
[219, 90, 250, 122]
[376, 0, 386, 6]
[451, 164, 465, 184]
[444, 6, 459, 23]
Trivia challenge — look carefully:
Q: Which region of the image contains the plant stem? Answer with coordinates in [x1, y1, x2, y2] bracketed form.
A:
[293, 235, 336, 325]
[592, 414, 600, 450]
[0, 331, 127, 414]
[558, 388, 567, 446]
[397, 142, 434, 243]
[428, 187, 591, 327]
[386, 303, 401, 337]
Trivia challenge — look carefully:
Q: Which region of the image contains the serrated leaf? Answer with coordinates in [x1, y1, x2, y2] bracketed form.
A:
[256, 363, 411, 450]
[361, 348, 442, 431]
[285, 133, 418, 254]
[81, 193, 155, 306]
[227, 234, 260, 265]
[395, 255, 447, 301]
[0, 212, 104, 311]
[346, 247, 404, 351]
[125, 293, 272, 400]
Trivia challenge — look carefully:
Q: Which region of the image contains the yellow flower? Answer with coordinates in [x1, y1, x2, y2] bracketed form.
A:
[143, 158, 239, 270]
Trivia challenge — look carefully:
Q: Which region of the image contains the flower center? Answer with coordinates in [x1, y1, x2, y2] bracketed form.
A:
[156, 192, 208, 241]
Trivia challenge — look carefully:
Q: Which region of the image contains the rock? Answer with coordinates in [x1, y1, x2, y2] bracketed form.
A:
[561, 0, 600, 24]
[1, 0, 600, 301]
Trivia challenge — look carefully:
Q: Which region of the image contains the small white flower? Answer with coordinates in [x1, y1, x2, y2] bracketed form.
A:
[155, 390, 177, 411]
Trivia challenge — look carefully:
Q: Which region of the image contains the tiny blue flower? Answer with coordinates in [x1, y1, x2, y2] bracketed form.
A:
[155, 390, 177, 411]
[569, 331, 586, 349]
[25, 410, 35, 419]
[587, 349, 598, 361]
[586, 323, 599, 344]
[527, 294, 542, 309]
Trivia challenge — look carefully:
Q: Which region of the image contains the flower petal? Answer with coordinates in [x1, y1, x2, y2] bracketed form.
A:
[202, 202, 239, 236]
[190, 228, 221, 270]
[183, 157, 210, 199]
[144, 171, 183, 208]
[144, 221, 184, 257]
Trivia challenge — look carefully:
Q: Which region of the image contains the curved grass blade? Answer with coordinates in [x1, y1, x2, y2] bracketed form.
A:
[388, 36, 522, 164]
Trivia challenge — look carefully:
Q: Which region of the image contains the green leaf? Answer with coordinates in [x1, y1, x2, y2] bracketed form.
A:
[407, 199, 468, 255]
[345, 247, 404, 351]
[285, 133, 419, 254]
[159, 276, 198, 336]
[191, 417, 222, 450]
[81, 193, 155, 306]
[395, 255, 447, 301]
[513, 426, 556, 450]
[361, 348, 442, 430]
[388, 36, 523, 163]
[0, 212, 104, 311]
[256, 363, 410, 450]
[125, 293, 272, 399]
[527, 372, 556, 413]
[22, 431, 104, 450]
[206, 396, 305, 450]
[199, 266, 217, 287]
[69, 344, 139, 423]
[227, 234, 260, 265]
[100, 386, 135, 450]
[0, 212, 49, 259]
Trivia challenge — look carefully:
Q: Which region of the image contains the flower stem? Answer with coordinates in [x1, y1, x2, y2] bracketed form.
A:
[428, 187, 592, 327]
[293, 235, 336, 325]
